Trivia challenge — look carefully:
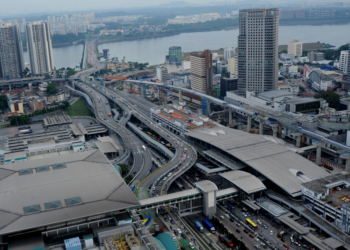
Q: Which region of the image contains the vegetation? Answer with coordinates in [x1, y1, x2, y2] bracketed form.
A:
[0, 95, 8, 113]
[67, 98, 94, 116]
[168, 18, 239, 33]
[125, 175, 133, 184]
[314, 90, 340, 109]
[51, 33, 86, 45]
[299, 86, 306, 93]
[47, 83, 58, 95]
[212, 105, 224, 112]
[219, 120, 227, 126]
[66, 67, 77, 78]
[118, 164, 129, 176]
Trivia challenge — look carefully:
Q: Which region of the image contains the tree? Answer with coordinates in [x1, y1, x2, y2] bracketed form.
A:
[314, 89, 340, 109]
[47, 83, 58, 95]
[118, 164, 129, 176]
[299, 86, 305, 93]
[0, 95, 8, 113]
[125, 175, 133, 184]
[63, 101, 70, 110]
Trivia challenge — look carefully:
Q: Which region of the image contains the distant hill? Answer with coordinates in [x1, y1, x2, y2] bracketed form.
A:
[157, 1, 191, 7]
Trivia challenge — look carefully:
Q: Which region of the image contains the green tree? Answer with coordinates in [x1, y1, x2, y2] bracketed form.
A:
[299, 86, 305, 93]
[47, 83, 58, 95]
[314, 89, 340, 109]
[0, 95, 8, 113]
[125, 175, 133, 184]
[118, 164, 129, 176]
[63, 101, 70, 110]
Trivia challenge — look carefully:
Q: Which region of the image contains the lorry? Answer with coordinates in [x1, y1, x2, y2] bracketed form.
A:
[219, 234, 234, 248]
[202, 218, 215, 233]
[19, 129, 33, 134]
[195, 221, 204, 232]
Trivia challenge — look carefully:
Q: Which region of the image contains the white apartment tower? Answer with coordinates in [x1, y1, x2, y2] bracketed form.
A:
[288, 39, 303, 57]
[26, 21, 54, 75]
[190, 50, 213, 94]
[0, 23, 25, 79]
[224, 47, 235, 61]
[340, 50, 349, 74]
[238, 9, 279, 94]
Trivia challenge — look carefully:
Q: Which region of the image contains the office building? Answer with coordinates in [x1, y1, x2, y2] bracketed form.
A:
[228, 57, 236, 74]
[156, 66, 169, 83]
[339, 50, 349, 74]
[307, 51, 325, 62]
[168, 46, 182, 66]
[238, 9, 279, 94]
[288, 39, 303, 57]
[0, 23, 25, 79]
[224, 47, 235, 61]
[26, 22, 54, 75]
[220, 76, 238, 98]
[190, 50, 213, 94]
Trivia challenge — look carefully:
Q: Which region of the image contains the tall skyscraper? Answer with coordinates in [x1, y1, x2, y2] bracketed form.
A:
[224, 47, 235, 61]
[288, 39, 303, 57]
[190, 50, 213, 95]
[26, 21, 54, 75]
[168, 46, 182, 66]
[238, 8, 279, 94]
[0, 23, 25, 79]
[340, 50, 349, 74]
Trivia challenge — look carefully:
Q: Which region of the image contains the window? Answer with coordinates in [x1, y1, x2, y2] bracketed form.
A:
[36, 165, 50, 172]
[24, 204, 41, 214]
[53, 163, 67, 170]
[314, 192, 318, 197]
[45, 200, 62, 210]
[19, 168, 33, 175]
[65, 197, 82, 206]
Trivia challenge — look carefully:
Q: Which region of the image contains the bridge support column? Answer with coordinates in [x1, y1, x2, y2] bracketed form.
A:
[179, 90, 182, 101]
[271, 124, 278, 137]
[71, 80, 75, 89]
[229, 107, 233, 126]
[296, 136, 301, 148]
[246, 115, 252, 132]
[140, 83, 144, 97]
[316, 142, 325, 166]
[259, 120, 264, 135]
[9, 84, 11, 91]
[340, 155, 350, 172]
[278, 124, 282, 137]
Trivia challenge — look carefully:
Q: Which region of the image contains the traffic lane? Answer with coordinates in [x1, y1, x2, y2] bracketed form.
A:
[216, 210, 260, 250]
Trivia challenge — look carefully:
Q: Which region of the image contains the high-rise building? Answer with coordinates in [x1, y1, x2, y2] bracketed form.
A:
[288, 39, 303, 57]
[190, 50, 213, 94]
[238, 8, 279, 94]
[0, 23, 25, 79]
[26, 21, 54, 75]
[340, 50, 349, 74]
[220, 76, 238, 98]
[168, 46, 182, 66]
[228, 57, 236, 74]
[224, 47, 235, 61]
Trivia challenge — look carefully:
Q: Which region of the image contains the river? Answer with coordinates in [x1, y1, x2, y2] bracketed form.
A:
[97, 23, 350, 65]
[23, 44, 84, 70]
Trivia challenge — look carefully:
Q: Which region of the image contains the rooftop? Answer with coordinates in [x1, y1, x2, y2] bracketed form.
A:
[0, 149, 139, 236]
[195, 180, 218, 193]
[302, 173, 350, 194]
[186, 127, 330, 197]
[258, 90, 297, 101]
[220, 171, 266, 194]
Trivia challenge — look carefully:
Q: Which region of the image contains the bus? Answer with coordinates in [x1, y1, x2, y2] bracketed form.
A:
[147, 132, 152, 136]
[246, 218, 257, 230]
[130, 186, 136, 192]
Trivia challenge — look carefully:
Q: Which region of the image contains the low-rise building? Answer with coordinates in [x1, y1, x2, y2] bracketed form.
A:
[28, 99, 44, 111]
[8, 100, 24, 114]
[45, 93, 65, 104]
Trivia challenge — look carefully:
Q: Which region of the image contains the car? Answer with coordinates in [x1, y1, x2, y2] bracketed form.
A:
[170, 225, 174, 230]
[236, 229, 241, 233]
[220, 215, 225, 220]
[242, 212, 247, 217]
[230, 217, 235, 222]
[225, 214, 230, 218]
[257, 220, 262, 225]
[177, 228, 182, 234]
[255, 238, 260, 242]
[175, 169, 179, 172]
[293, 242, 301, 247]
[168, 173, 172, 177]
[163, 177, 167, 181]
[244, 229, 249, 233]
[263, 225, 268, 229]
[189, 242, 195, 249]
[249, 234, 254, 238]
[181, 232, 187, 239]
[236, 223, 241, 227]
[152, 191, 155, 195]
[254, 244, 260, 249]
[174, 230, 178, 236]
[165, 218, 169, 222]
[171, 220, 175, 224]
[153, 187, 156, 191]
[346, 199, 349, 203]
[158, 182, 162, 186]
[270, 231, 273, 235]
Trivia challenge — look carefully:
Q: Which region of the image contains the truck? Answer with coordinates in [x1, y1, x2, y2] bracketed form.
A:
[195, 221, 204, 232]
[19, 129, 33, 134]
[202, 218, 215, 233]
[219, 235, 234, 248]
[18, 126, 30, 130]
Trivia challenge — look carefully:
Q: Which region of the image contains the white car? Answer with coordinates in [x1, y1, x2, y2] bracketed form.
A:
[254, 245, 260, 249]
[270, 231, 273, 235]
[242, 212, 247, 217]
[177, 228, 182, 234]
[153, 187, 156, 191]
[257, 220, 262, 225]
[225, 214, 230, 218]
[163, 177, 167, 181]
[168, 173, 172, 177]
[189, 242, 195, 249]
[220, 215, 225, 220]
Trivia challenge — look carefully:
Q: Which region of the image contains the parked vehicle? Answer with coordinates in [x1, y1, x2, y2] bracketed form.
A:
[202, 218, 215, 233]
[219, 234, 234, 248]
[195, 221, 204, 232]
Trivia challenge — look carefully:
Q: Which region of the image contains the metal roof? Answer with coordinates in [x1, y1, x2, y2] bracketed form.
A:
[322, 237, 344, 249]
[258, 90, 296, 101]
[0, 149, 139, 235]
[195, 180, 218, 193]
[96, 141, 119, 153]
[186, 127, 330, 197]
[220, 171, 266, 194]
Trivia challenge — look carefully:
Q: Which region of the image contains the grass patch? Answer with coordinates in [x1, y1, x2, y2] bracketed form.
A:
[0, 124, 9, 129]
[67, 98, 93, 117]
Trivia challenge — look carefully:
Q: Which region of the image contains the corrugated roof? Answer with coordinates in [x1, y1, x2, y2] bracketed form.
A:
[220, 171, 266, 194]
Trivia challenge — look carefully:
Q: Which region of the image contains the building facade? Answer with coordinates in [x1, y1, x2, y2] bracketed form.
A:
[339, 50, 349, 74]
[288, 39, 303, 57]
[190, 50, 213, 94]
[0, 23, 25, 79]
[169, 46, 182, 66]
[238, 9, 279, 94]
[26, 22, 54, 75]
[224, 47, 235, 61]
[220, 77, 238, 98]
[228, 57, 236, 74]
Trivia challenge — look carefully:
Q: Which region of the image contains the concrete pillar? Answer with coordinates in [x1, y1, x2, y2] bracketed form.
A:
[259, 120, 264, 135]
[229, 107, 233, 126]
[338, 158, 344, 165]
[316, 142, 325, 165]
[296, 136, 301, 148]
[179, 90, 182, 101]
[278, 124, 282, 137]
[341, 156, 350, 172]
[9, 84, 11, 91]
[140, 83, 144, 97]
[247, 115, 252, 132]
[207, 99, 211, 115]
[71, 80, 75, 89]
[271, 124, 278, 137]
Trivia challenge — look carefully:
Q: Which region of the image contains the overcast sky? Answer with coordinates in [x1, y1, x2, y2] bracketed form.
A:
[0, 0, 212, 18]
